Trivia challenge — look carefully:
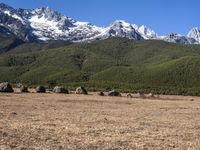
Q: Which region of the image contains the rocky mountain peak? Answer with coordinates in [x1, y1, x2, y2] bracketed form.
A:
[138, 25, 157, 39]
[0, 3, 13, 11]
[187, 27, 200, 43]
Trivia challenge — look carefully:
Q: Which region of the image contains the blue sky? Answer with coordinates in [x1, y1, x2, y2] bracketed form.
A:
[0, 0, 199, 35]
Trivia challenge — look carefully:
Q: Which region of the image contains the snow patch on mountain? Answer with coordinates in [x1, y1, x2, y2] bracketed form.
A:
[5, 11, 24, 23]
[29, 14, 67, 40]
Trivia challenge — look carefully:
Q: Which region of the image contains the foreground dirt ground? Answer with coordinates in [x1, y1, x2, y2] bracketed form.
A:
[0, 91, 200, 150]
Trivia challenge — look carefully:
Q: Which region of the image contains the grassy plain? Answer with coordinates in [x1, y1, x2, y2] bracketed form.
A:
[0, 90, 200, 149]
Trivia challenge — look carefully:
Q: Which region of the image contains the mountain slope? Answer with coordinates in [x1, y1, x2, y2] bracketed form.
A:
[0, 32, 24, 53]
[1, 38, 200, 95]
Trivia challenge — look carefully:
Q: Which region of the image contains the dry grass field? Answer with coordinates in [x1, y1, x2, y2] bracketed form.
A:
[0, 90, 200, 150]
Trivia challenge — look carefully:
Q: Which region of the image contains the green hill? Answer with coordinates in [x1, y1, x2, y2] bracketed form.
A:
[1, 38, 200, 95]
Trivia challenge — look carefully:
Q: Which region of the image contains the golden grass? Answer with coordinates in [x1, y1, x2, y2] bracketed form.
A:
[0, 91, 200, 149]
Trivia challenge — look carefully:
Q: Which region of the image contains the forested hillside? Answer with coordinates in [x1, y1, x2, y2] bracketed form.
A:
[1, 38, 200, 95]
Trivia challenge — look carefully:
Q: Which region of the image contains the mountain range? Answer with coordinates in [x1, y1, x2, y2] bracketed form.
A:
[0, 3, 200, 44]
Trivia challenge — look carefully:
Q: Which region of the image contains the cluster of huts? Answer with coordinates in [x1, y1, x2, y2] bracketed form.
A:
[0, 82, 154, 98]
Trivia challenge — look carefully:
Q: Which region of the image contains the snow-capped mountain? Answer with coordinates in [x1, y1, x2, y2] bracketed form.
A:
[160, 33, 198, 44]
[0, 3, 199, 44]
[0, 3, 158, 42]
[0, 3, 101, 42]
[187, 28, 200, 43]
[137, 25, 157, 39]
[90, 20, 144, 41]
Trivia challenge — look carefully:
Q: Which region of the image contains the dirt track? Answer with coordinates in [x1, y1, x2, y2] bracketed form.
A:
[0, 91, 200, 150]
